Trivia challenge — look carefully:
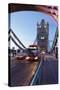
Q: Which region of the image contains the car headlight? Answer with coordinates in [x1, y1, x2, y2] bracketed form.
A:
[25, 56, 30, 60]
[34, 56, 38, 60]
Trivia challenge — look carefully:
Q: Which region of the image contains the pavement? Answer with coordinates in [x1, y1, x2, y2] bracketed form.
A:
[10, 59, 39, 86]
[40, 55, 58, 85]
[9, 54, 58, 86]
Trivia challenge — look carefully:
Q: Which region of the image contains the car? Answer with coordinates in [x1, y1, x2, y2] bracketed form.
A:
[15, 55, 26, 60]
[15, 52, 27, 60]
[25, 55, 39, 61]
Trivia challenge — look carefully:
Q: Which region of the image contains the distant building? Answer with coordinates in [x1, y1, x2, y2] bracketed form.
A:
[37, 19, 49, 52]
[8, 47, 16, 57]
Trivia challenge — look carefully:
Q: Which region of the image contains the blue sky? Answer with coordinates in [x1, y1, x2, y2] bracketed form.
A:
[10, 11, 57, 49]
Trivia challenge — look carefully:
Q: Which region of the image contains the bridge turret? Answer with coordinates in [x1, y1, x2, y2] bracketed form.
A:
[37, 19, 49, 52]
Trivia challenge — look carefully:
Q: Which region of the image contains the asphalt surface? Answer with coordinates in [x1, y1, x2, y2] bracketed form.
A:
[10, 60, 39, 86]
[40, 55, 58, 85]
[10, 54, 58, 86]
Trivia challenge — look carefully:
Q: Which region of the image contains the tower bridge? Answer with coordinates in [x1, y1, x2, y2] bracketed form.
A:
[8, 3, 58, 86]
[37, 19, 49, 52]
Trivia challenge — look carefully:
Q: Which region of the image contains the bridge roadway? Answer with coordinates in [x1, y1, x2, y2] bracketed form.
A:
[10, 58, 39, 86]
[10, 54, 58, 86]
[40, 54, 58, 85]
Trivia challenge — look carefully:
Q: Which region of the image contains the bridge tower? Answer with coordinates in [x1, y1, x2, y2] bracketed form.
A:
[37, 19, 49, 52]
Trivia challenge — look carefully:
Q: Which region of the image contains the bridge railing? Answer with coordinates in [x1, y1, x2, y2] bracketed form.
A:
[29, 55, 44, 85]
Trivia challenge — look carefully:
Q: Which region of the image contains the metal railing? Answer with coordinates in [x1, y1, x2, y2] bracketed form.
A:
[8, 29, 26, 49]
[30, 55, 44, 85]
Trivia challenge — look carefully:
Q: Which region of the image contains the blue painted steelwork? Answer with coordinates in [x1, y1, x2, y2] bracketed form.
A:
[50, 27, 58, 52]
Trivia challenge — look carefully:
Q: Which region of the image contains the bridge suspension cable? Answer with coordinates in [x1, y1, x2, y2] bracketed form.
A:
[8, 29, 26, 50]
